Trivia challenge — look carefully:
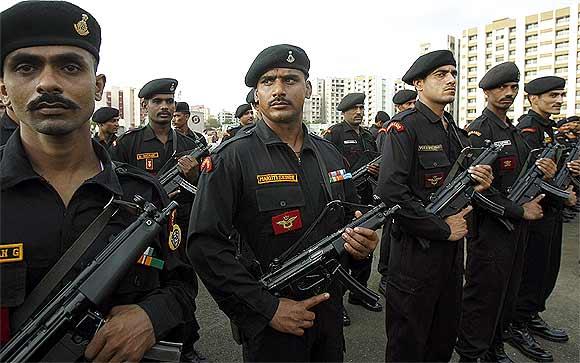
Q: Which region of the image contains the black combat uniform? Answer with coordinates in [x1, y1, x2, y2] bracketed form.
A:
[91, 132, 117, 151]
[222, 124, 244, 142]
[514, 110, 566, 332]
[324, 121, 379, 305]
[0, 135, 196, 354]
[0, 112, 18, 146]
[183, 129, 208, 148]
[189, 120, 359, 362]
[377, 100, 469, 362]
[456, 107, 530, 360]
[369, 124, 381, 140]
[109, 123, 202, 342]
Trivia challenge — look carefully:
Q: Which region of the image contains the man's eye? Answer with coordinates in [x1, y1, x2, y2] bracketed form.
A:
[15, 64, 35, 73]
[261, 79, 273, 85]
[63, 64, 81, 73]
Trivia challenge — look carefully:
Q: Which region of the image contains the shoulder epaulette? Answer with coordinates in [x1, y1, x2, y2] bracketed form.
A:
[116, 125, 145, 141]
[310, 132, 334, 145]
[391, 108, 417, 122]
[213, 124, 255, 154]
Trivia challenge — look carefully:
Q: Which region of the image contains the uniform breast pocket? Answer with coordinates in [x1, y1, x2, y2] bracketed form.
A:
[256, 185, 306, 236]
[0, 261, 27, 307]
[418, 152, 451, 189]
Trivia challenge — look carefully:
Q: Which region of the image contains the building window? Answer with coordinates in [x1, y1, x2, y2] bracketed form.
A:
[509, 50, 516, 56]
[469, 35, 477, 41]
[468, 88, 476, 93]
[496, 34, 504, 40]
[555, 67, 567, 74]
[469, 56, 477, 61]
[469, 45, 477, 51]
[468, 99, 476, 104]
[509, 27, 516, 33]
[556, 41, 569, 49]
[468, 67, 476, 73]
[496, 56, 505, 62]
[525, 70, 537, 77]
[555, 16, 569, 25]
[526, 35, 537, 42]
[526, 46, 538, 54]
[486, 31, 492, 38]
[555, 55, 568, 62]
[525, 58, 537, 65]
[468, 77, 477, 83]
[526, 22, 538, 30]
[556, 30, 569, 38]
[496, 45, 505, 51]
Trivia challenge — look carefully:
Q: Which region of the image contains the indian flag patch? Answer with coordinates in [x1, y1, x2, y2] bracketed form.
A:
[137, 247, 165, 270]
[328, 169, 352, 183]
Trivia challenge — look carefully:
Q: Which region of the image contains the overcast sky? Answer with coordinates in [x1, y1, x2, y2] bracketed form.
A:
[1, 0, 575, 113]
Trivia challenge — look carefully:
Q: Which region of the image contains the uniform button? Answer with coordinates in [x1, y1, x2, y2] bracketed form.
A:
[433, 162, 438, 167]
[280, 201, 287, 207]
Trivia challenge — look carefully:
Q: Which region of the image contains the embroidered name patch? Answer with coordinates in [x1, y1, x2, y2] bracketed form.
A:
[136, 152, 159, 160]
[498, 156, 516, 171]
[424, 172, 445, 188]
[494, 140, 512, 148]
[272, 209, 303, 235]
[521, 127, 537, 133]
[257, 173, 298, 185]
[137, 247, 165, 270]
[344, 139, 358, 144]
[0, 243, 23, 264]
[328, 169, 352, 183]
[418, 144, 443, 152]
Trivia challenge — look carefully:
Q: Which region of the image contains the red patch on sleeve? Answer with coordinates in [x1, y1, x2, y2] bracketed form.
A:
[271, 209, 303, 235]
[386, 122, 405, 133]
[424, 172, 445, 188]
[521, 127, 537, 133]
[1, 307, 10, 344]
[378, 127, 387, 134]
[200, 156, 213, 173]
[498, 156, 516, 171]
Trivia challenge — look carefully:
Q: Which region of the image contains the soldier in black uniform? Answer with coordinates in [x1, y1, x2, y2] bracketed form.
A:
[188, 44, 379, 362]
[110, 79, 206, 362]
[507, 76, 580, 361]
[0, 2, 196, 360]
[222, 103, 254, 142]
[376, 88, 418, 294]
[324, 92, 382, 319]
[0, 98, 5, 117]
[369, 111, 389, 140]
[0, 102, 18, 146]
[376, 89, 417, 151]
[456, 62, 554, 363]
[173, 101, 208, 147]
[376, 50, 494, 362]
[91, 106, 119, 151]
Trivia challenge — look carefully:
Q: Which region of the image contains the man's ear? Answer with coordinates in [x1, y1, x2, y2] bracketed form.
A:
[413, 79, 423, 92]
[305, 80, 312, 99]
[95, 74, 106, 101]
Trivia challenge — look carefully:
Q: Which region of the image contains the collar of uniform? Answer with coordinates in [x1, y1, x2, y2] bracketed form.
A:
[528, 109, 554, 127]
[143, 123, 174, 142]
[255, 119, 314, 151]
[341, 121, 365, 135]
[483, 107, 511, 130]
[0, 133, 123, 195]
[415, 100, 444, 124]
[0, 112, 18, 131]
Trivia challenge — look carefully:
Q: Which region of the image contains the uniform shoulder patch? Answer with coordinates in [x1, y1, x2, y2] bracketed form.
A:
[115, 125, 144, 142]
[468, 130, 482, 137]
[200, 156, 214, 173]
[377, 127, 387, 134]
[521, 127, 537, 133]
[386, 121, 405, 133]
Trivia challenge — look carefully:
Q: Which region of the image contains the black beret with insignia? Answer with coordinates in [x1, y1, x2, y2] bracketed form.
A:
[524, 76, 566, 95]
[479, 62, 520, 90]
[337, 93, 365, 112]
[246, 88, 257, 105]
[392, 89, 417, 105]
[375, 111, 390, 123]
[92, 107, 119, 124]
[245, 44, 310, 87]
[557, 115, 579, 128]
[175, 102, 190, 113]
[402, 50, 456, 85]
[235, 104, 252, 118]
[1, 1, 101, 73]
[139, 78, 178, 99]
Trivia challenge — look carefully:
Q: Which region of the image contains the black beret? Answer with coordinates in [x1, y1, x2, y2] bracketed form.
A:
[557, 115, 579, 128]
[392, 89, 417, 105]
[375, 111, 390, 123]
[402, 50, 456, 85]
[175, 102, 190, 113]
[246, 88, 257, 104]
[337, 93, 365, 112]
[245, 44, 310, 87]
[235, 104, 252, 118]
[524, 76, 566, 95]
[478, 62, 520, 90]
[138, 78, 178, 99]
[1, 1, 101, 73]
[92, 107, 119, 124]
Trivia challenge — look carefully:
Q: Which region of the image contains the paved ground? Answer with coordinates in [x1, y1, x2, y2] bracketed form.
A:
[193, 219, 579, 362]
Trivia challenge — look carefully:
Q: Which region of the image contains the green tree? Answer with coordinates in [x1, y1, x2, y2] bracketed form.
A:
[205, 116, 220, 129]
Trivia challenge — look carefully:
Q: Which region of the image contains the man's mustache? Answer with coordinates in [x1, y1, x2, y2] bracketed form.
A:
[27, 94, 80, 111]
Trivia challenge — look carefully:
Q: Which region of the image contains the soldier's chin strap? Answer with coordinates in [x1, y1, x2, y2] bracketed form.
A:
[274, 200, 374, 265]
